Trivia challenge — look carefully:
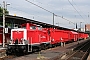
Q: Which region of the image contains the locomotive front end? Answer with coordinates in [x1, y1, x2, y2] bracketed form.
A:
[6, 29, 28, 55]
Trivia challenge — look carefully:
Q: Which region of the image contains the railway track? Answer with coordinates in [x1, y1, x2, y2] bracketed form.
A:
[60, 40, 90, 60]
[0, 39, 88, 60]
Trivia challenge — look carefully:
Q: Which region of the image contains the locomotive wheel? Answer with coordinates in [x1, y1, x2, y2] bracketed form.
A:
[24, 49, 28, 55]
[38, 46, 41, 51]
[49, 44, 52, 48]
[6, 46, 13, 55]
[6, 49, 13, 55]
[41, 44, 46, 50]
[45, 44, 50, 49]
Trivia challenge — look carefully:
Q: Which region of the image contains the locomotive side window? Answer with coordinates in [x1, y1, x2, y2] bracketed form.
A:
[30, 26, 36, 29]
[38, 26, 42, 30]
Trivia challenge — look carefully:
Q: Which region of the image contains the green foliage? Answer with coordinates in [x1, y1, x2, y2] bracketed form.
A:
[0, 7, 9, 26]
[0, 7, 3, 16]
[0, 7, 9, 16]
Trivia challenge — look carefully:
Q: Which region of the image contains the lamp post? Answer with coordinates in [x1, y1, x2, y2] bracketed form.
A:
[2, 1, 10, 47]
[3, 1, 5, 47]
[6, 2, 10, 10]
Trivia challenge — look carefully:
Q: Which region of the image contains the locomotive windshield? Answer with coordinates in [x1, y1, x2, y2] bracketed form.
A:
[22, 26, 26, 29]
[21, 25, 36, 30]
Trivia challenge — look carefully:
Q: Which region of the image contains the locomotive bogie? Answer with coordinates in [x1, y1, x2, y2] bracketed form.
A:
[6, 45, 28, 55]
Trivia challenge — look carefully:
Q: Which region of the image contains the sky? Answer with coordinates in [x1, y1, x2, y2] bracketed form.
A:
[0, 0, 90, 29]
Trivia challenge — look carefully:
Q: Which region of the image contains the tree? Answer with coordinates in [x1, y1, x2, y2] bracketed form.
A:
[0, 7, 9, 16]
[0, 7, 9, 26]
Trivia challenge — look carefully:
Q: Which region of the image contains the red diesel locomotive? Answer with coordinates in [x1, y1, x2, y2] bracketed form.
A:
[6, 23, 89, 55]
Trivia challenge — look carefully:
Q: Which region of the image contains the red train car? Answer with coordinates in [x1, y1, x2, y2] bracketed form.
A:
[70, 31, 78, 41]
[47, 28, 70, 47]
[83, 33, 89, 39]
[0, 27, 11, 45]
[78, 32, 85, 39]
[63, 30, 78, 42]
[84, 34, 89, 39]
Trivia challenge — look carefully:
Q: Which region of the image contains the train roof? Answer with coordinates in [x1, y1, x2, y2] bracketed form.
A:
[0, 15, 79, 32]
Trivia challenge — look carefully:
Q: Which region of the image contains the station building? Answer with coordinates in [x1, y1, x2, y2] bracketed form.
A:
[85, 24, 90, 31]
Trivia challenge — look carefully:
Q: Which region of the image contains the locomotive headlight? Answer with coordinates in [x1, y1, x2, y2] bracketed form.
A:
[60, 37, 63, 40]
[21, 38, 26, 45]
[9, 39, 13, 44]
[21, 46, 25, 50]
[8, 46, 10, 49]
[21, 38, 23, 41]
[20, 38, 24, 44]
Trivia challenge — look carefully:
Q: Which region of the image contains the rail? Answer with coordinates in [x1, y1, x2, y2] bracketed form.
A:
[65, 40, 90, 60]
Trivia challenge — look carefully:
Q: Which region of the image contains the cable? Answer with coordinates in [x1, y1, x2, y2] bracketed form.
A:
[72, 0, 88, 24]
[9, 6, 74, 27]
[33, 0, 76, 25]
[72, 0, 87, 17]
[25, 0, 53, 14]
[32, 0, 56, 10]
[55, 15, 75, 25]
[68, 0, 85, 21]
[25, 0, 75, 25]
[8, 6, 54, 23]
[31, 0, 65, 21]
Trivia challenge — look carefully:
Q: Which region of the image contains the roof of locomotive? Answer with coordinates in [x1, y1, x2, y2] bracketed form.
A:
[21, 23, 36, 27]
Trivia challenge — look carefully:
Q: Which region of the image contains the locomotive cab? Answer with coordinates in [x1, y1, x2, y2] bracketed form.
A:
[10, 23, 39, 45]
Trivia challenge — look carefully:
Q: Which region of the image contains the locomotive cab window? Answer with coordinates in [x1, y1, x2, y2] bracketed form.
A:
[22, 26, 26, 29]
[38, 26, 42, 30]
[30, 26, 36, 29]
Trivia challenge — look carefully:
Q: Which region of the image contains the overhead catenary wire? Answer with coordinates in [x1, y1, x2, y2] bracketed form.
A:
[72, 0, 88, 24]
[32, 0, 63, 16]
[72, 0, 87, 17]
[8, 6, 54, 23]
[25, 0, 53, 14]
[9, 6, 71, 27]
[7, 1, 58, 24]
[32, 0, 56, 10]
[31, 0, 74, 24]
[68, 0, 85, 21]
[25, 0, 75, 25]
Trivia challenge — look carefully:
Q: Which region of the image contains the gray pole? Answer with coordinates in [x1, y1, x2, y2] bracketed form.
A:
[80, 22, 81, 31]
[53, 13, 54, 28]
[76, 23, 77, 29]
[3, 1, 5, 47]
[80, 22, 82, 31]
